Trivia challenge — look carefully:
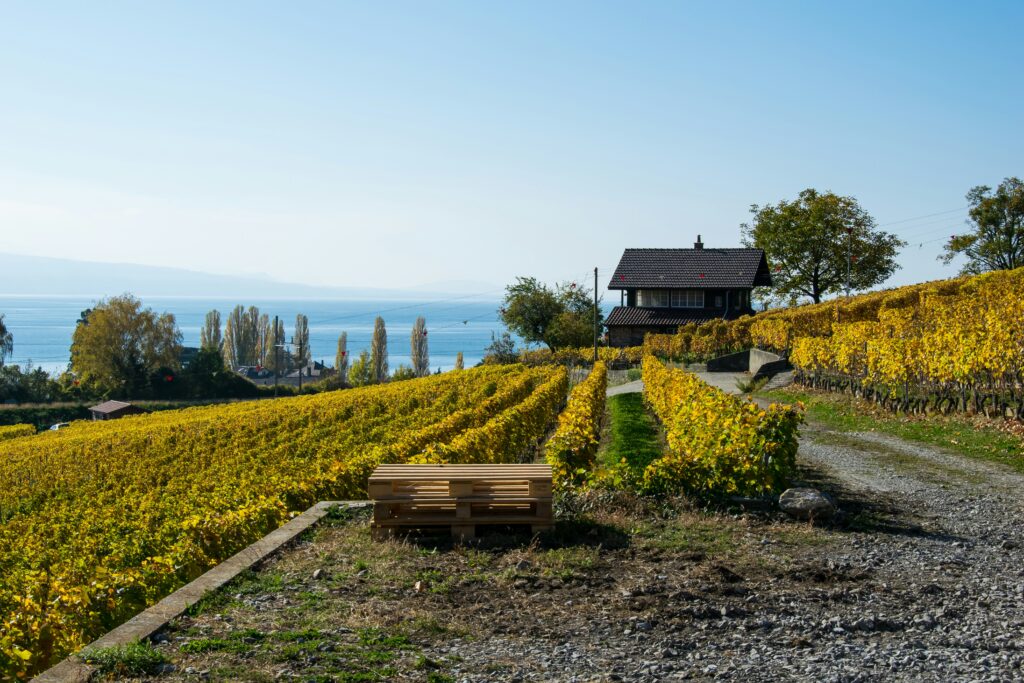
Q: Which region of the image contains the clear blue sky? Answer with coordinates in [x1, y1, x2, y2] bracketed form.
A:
[1, 1, 1020, 295]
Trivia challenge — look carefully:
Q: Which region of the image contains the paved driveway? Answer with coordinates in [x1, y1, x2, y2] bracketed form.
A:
[606, 371, 748, 397]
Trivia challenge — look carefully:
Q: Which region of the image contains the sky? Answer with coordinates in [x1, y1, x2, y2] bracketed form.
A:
[1, 1, 1021, 296]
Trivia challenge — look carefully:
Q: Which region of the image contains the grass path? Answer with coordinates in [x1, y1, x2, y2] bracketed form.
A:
[594, 392, 666, 485]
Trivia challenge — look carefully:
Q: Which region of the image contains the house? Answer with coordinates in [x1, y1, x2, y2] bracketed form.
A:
[605, 236, 772, 347]
[89, 400, 148, 421]
[284, 360, 331, 381]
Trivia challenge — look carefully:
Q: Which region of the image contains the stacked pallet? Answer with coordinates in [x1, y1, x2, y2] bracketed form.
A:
[368, 464, 553, 540]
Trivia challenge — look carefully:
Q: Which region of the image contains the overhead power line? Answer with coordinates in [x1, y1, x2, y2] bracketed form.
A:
[878, 206, 969, 229]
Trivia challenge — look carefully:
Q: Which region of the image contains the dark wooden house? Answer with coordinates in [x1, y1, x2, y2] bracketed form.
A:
[89, 400, 148, 421]
[605, 236, 772, 347]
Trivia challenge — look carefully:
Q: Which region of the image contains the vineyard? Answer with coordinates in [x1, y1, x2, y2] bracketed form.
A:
[0, 425, 34, 442]
[640, 356, 802, 496]
[642, 267, 1024, 417]
[545, 361, 608, 488]
[0, 364, 566, 678]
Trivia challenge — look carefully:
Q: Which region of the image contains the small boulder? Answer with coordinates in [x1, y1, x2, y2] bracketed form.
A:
[779, 488, 836, 521]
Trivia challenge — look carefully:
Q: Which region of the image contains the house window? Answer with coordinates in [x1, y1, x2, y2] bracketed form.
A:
[638, 290, 670, 307]
[670, 289, 704, 308]
[714, 295, 723, 308]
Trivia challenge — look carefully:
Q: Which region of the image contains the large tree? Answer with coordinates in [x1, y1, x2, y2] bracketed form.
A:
[370, 316, 388, 383]
[199, 310, 222, 351]
[292, 314, 311, 369]
[500, 277, 602, 349]
[742, 189, 905, 303]
[942, 177, 1024, 274]
[410, 316, 429, 377]
[222, 305, 262, 367]
[348, 350, 374, 387]
[0, 314, 12, 366]
[70, 294, 182, 396]
[264, 316, 287, 373]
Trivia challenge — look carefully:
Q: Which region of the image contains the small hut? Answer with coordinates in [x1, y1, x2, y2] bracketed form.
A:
[89, 400, 148, 421]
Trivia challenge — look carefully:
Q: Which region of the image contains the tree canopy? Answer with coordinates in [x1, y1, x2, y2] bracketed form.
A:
[370, 317, 388, 383]
[942, 177, 1024, 274]
[292, 314, 311, 369]
[200, 310, 222, 351]
[410, 317, 429, 377]
[499, 277, 602, 349]
[742, 189, 905, 303]
[0, 314, 12, 366]
[70, 294, 182, 396]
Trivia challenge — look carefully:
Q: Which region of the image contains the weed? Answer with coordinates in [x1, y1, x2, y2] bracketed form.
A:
[179, 637, 250, 654]
[735, 375, 769, 394]
[81, 640, 168, 676]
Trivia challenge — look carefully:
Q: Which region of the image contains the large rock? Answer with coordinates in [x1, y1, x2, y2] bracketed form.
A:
[779, 488, 836, 520]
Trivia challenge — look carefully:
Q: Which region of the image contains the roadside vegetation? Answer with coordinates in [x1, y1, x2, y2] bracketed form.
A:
[761, 385, 1024, 473]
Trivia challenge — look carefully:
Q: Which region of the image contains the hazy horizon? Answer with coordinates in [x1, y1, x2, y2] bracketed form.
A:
[1, 2, 1021, 297]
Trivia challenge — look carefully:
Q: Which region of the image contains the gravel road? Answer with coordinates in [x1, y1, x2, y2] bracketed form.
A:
[424, 425, 1024, 682]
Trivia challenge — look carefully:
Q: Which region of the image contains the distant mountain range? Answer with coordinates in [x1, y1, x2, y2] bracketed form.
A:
[0, 253, 500, 299]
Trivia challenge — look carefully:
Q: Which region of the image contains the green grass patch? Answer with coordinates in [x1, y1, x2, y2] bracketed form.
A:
[534, 546, 599, 579]
[180, 637, 251, 654]
[633, 514, 737, 556]
[762, 387, 1024, 472]
[186, 569, 285, 616]
[81, 640, 168, 676]
[595, 392, 665, 486]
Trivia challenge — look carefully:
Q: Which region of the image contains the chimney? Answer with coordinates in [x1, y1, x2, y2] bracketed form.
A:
[694, 234, 704, 249]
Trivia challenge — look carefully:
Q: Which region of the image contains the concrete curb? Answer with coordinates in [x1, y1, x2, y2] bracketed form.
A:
[34, 501, 368, 682]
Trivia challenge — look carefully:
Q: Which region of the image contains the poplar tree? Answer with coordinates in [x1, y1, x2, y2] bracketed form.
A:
[222, 305, 261, 367]
[0, 314, 12, 366]
[292, 314, 311, 369]
[410, 316, 429, 377]
[370, 316, 388, 383]
[199, 310, 222, 351]
[335, 331, 348, 378]
[265, 317, 286, 373]
[454, 351, 464, 370]
[256, 313, 271, 367]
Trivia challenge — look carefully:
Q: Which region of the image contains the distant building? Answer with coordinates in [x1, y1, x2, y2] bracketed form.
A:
[284, 361, 331, 381]
[179, 346, 200, 368]
[235, 365, 273, 380]
[241, 361, 334, 387]
[605, 236, 772, 347]
[89, 400, 148, 421]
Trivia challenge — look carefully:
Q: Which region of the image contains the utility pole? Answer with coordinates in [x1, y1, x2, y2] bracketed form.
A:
[273, 315, 279, 398]
[297, 335, 303, 392]
[593, 266, 598, 364]
[846, 227, 853, 298]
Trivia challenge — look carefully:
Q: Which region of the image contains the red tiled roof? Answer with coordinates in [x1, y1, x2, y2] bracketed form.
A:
[608, 248, 772, 289]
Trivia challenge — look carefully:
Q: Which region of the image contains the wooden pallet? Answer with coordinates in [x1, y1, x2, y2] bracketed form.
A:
[368, 464, 553, 540]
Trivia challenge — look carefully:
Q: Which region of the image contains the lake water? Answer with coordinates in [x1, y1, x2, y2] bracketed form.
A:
[0, 295, 511, 375]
